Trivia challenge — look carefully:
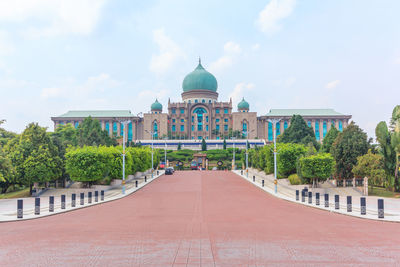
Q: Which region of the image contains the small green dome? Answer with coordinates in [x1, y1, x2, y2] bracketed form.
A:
[151, 99, 162, 111]
[238, 98, 249, 110]
[182, 59, 218, 92]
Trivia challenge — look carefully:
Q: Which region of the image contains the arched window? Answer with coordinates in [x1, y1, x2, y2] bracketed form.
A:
[128, 122, 133, 141]
[153, 121, 158, 139]
[315, 120, 320, 140]
[193, 107, 207, 131]
[113, 122, 117, 135]
[242, 121, 248, 137]
[339, 120, 343, 131]
[276, 122, 280, 136]
[268, 122, 273, 141]
[202, 99, 205, 103]
[323, 121, 327, 138]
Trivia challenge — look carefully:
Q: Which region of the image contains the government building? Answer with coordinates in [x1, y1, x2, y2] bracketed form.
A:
[51, 59, 351, 147]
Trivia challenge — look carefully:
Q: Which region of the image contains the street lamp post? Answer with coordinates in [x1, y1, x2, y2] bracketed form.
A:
[145, 130, 155, 178]
[163, 137, 167, 168]
[267, 118, 281, 194]
[231, 137, 236, 170]
[120, 120, 131, 195]
[243, 129, 255, 178]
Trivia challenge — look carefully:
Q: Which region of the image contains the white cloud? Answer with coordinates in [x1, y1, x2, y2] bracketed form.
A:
[229, 82, 255, 105]
[40, 73, 120, 99]
[0, 0, 107, 37]
[394, 57, 400, 65]
[325, 80, 341, 89]
[252, 43, 260, 51]
[256, 0, 296, 34]
[149, 28, 185, 75]
[209, 41, 242, 72]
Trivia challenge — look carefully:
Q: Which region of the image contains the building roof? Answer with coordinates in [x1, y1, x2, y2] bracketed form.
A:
[182, 59, 218, 92]
[151, 99, 163, 111]
[265, 109, 345, 117]
[238, 98, 249, 110]
[55, 110, 134, 118]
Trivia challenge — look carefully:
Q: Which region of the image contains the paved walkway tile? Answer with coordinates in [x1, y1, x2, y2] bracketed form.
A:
[0, 170, 400, 266]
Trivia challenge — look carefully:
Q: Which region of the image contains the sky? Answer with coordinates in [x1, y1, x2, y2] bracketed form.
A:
[0, 0, 399, 139]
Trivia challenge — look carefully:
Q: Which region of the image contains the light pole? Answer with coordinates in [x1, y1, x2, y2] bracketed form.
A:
[267, 118, 281, 194]
[119, 120, 131, 194]
[163, 137, 167, 168]
[230, 137, 236, 170]
[243, 129, 255, 178]
[145, 130, 155, 178]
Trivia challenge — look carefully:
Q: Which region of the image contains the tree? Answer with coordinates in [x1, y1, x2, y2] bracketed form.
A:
[0, 150, 15, 193]
[201, 138, 207, 151]
[177, 142, 181, 150]
[321, 126, 339, 153]
[77, 117, 116, 147]
[331, 122, 369, 179]
[223, 138, 227, 150]
[391, 105, 400, 189]
[279, 115, 320, 150]
[352, 150, 386, 192]
[0, 120, 17, 147]
[298, 153, 335, 187]
[375, 121, 396, 189]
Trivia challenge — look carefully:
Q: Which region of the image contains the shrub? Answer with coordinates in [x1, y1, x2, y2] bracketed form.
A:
[288, 174, 301, 185]
[298, 153, 335, 185]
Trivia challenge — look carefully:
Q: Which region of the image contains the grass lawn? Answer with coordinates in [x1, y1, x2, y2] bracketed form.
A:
[0, 188, 30, 199]
[368, 186, 400, 198]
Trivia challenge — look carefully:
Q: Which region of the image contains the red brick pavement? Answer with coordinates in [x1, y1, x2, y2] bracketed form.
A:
[0, 171, 400, 266]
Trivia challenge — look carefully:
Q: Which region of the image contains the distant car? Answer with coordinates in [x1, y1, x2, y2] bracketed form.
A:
[165, 167, 174, 175]
[190, 161, 198, 170]
[159, 162, 166, 169]
[169, 167, 175, 172]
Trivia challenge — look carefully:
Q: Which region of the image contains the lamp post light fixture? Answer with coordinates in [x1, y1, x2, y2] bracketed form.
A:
[267, 118, 281, 194]
[119, 120, 131, 195]
[145, 130, 156, 178]
[230, 137, 236, 170]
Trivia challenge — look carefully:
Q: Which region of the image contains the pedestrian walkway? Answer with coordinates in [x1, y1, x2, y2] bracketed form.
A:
[236, 169, 400, 222]
[1, 170, 400, 266]
[0, 170, 164, 222]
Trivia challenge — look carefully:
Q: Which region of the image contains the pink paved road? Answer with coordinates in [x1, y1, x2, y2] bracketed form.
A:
[1, 171, 400, 266]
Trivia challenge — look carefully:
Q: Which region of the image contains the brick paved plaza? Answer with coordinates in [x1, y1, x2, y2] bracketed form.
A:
[1, 171, 400, 266]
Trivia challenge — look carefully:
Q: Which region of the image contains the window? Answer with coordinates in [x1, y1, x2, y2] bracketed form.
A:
[308, 121, 311, 127]
[331, 120, 335, 128]
[188, 100, 191, 104]
[208, 100, 211, 103]
[195, 99, 198, 103]
[180, 108, 184, 114]
[191, 125, 194, 131]
[224, 118, 228, 122]
[113, 122, 117, 134]
[172, 125, 176, 132]
[216, 136, 220, 140]
[206, 116, 208, 122]
[323, 121, 327, 138]
[268, 122, 273, 141]
[315, 121, 320, 140]
[120, 123, 124, 136]
[172, 119, 176, 123]
[242, 122, 247, 137]
[128, 123, 133, 141]
[172, 108, 176, 114]
[181, 119, 184, 123]
[180, 125, 184, 132]
[224, 108, 228, 114]
[153, 121, 158, 139]
[198, 136, 202, 140]
[202, 99, 205, 103]
[105, 122, 109, 132]
[191, 116, 194, 123]
[276, 122, 280, 136]
[216, 124, 220, 131]
[216, 118, 220, 123]
[206, 125, 209, 131]
[198, 125, 203, 131]
[216, 108, 220, 114]
[224, 125, 228, 131]
[339, 120, 343, 131]
[284, 121, 288, 130]
[75, 122, 79, 129]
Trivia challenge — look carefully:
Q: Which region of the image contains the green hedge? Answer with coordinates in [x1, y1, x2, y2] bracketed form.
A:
[298, 153, 334, 183]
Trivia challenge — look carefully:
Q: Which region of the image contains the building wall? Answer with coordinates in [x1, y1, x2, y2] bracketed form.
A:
[232, 112, 257, 139]
[143, 113, 168, 139]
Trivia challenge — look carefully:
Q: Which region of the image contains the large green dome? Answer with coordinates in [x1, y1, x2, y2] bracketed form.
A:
[182, 60, 218, 92]
[238, 97, 249, 110]
[151, 99, 162, 111]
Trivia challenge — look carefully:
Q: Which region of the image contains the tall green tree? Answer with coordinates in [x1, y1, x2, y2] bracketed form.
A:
[223, 138, 227, 150]
[331, 122, 369, 179]
[298, 153, 335, 187]
[0, 120, 17, 147]
[375, 121, 396, 188]
[321, 126, 339, 153]
[279, 115, 320, 150]
[0, 150, 15, 193]
[201, 138, 207, 151]
[77, 117, 116, 147]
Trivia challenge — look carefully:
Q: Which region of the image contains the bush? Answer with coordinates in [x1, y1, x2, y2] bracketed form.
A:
[288, 174, 301, 185]
[298, 153, 334, 185]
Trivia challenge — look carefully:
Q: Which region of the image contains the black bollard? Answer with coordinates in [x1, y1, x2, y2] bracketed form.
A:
[135, 180, 138, 188]
[378, 199, 384, 219]
[301, 190, 305, 202]
[347, 196, 352, 212]
[49, 196, 54, 212]
[61, 194, 66, 209]
[253, 176, 255, 182]
[71, 193, 76, 207]
[95, 191, 98, 202]
[101, 190, 104, 201]
[335, 195, 339, 210]
[241, 170, 243, 175]
[262, 180, 264, 187]
[316, 192, 320, 205]
[80, 192, 84, 205]
[308, 192, 312, 204]
[296, 190, 299, 201]
[17, 199, 23, 219]
[360, 197, 366, 215]
[145, 176, 147, 182]
[324, 194, 329, 208]
[157, 170, 159, 175]
[88, 192, 92, 204]
[304, 187, 308, 196]
[35, 197, 40, 215]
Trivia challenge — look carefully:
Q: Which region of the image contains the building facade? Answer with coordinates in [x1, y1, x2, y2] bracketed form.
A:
[51, 59, 351, 143]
